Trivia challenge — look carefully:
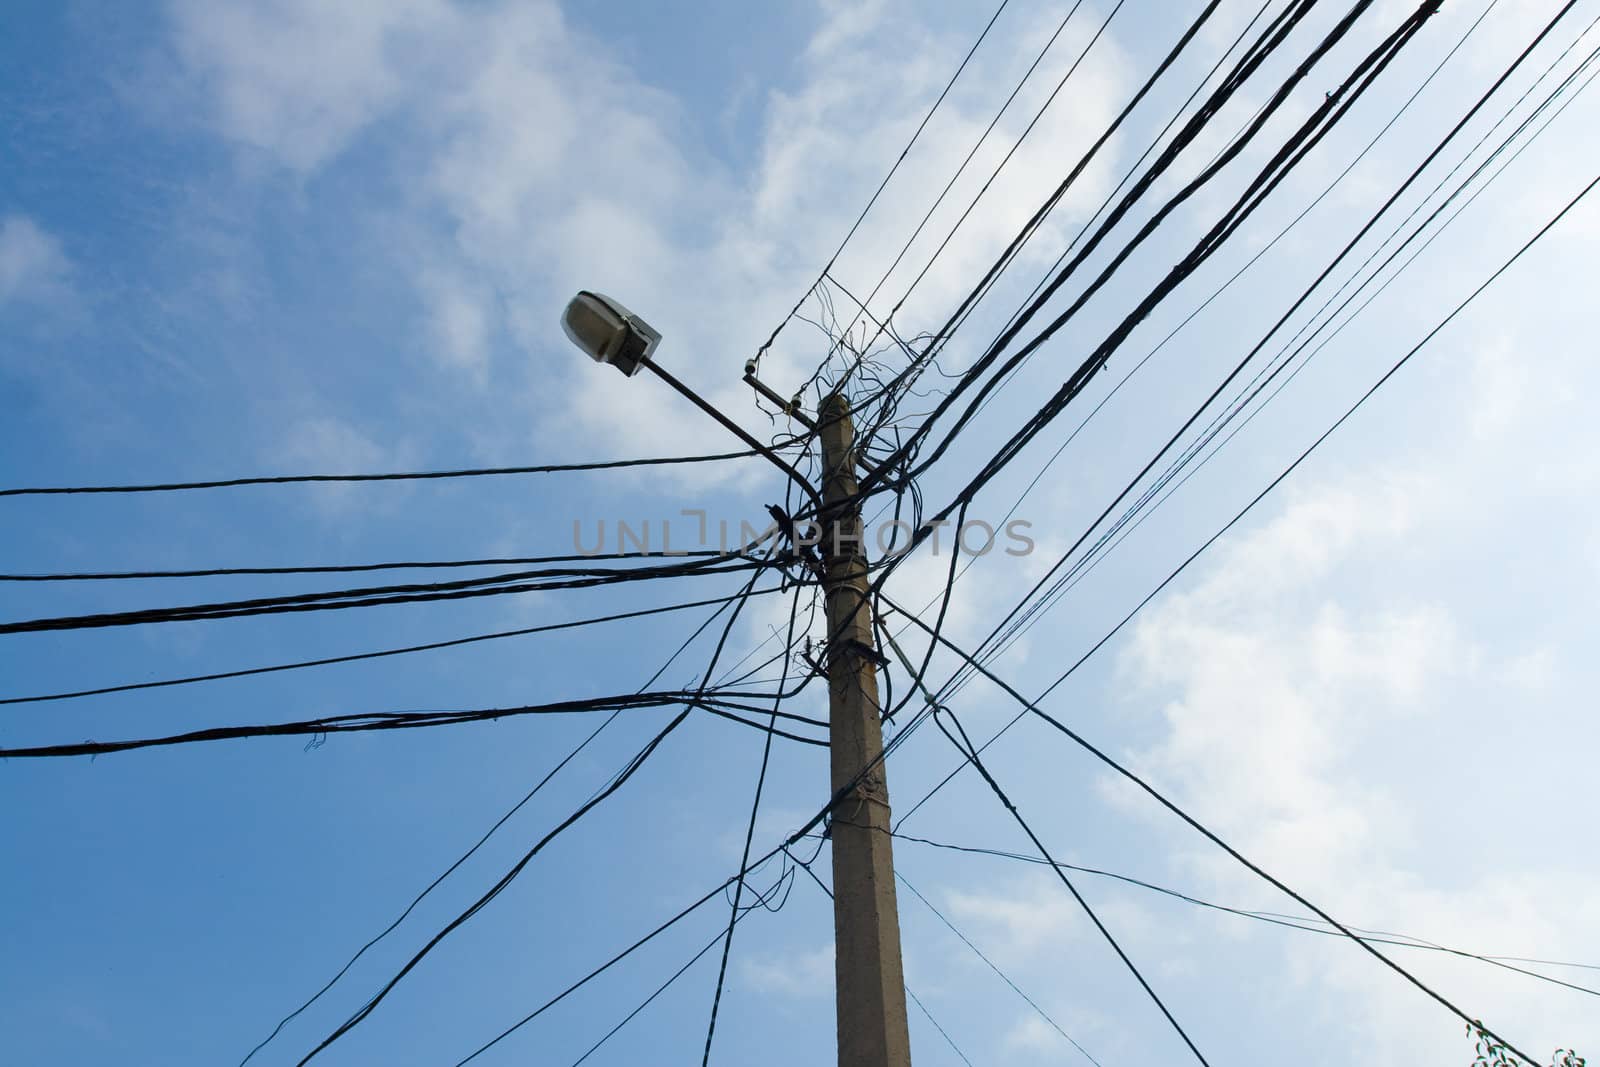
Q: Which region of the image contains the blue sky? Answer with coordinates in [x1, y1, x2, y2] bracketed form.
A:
[4, 1, 1600, 1064]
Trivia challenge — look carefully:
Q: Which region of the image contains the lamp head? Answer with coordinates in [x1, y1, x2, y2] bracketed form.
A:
[561, 291, 661, 377]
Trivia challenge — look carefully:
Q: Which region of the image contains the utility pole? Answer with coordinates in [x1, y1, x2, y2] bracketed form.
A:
[819, 394, 912, 1067]
[557, 294, 911, 1063]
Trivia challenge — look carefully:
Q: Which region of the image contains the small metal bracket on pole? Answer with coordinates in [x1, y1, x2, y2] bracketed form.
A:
[745, 364, 880, 477]
[744, 362, 816, 430]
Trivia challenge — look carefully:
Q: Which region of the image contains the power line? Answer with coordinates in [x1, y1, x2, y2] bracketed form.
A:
[237, 589, 753, 1065]
[752, 0, 1015, 367]
[454, 854, 787, 1066]
[0, 688, 825, 761]
[569, 871, 788, 1066]
[863, 161, 1600, 1052]
[938, 0, 1500, 561]
[855, 2, 1451, 748]
[699, 583, 804, 1064]
[963, 3, 1599, 686]
[818, 0, 1101, 367]
[0, 555, 771, 635]
[897, 145, 1600, 837]
[0, 588, 781, 707]
[0, 449, 759, 498]
[890, 606, 1551, 1065]
[887, 0, 1439, 501]
[784, 843, 976, 1066]
[0, 549, 725, 582]
[897, 870, 1102, 1065]
[852, 0, 1326, 495]
[913, 0, 1580, 711]
[797, 0, 1284, 707]
[296, 560, 774, 1064]
[932, 706, 1212, 1065]
[834, 0, 1229, 427]
[890, 832, 1600, 1000]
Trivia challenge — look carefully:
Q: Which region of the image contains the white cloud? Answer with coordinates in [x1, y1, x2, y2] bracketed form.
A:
[1112, 458, 1600, 1059]
[160, 0, 1131, 478]
[416, 266, 494, 380]
[1002, 1013, 1065, 1055]
[167, 0, 447, 172]
[944, 870, 1084, 966]
[0, 214, 72, 308]
[741, 942, 834, 1000]
[278, 415, 413, 516]
[281, 414, 389, 470]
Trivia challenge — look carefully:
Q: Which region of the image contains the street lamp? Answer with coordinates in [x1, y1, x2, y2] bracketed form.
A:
[559, 290, 824, 516]
[561, 291, 661, 377]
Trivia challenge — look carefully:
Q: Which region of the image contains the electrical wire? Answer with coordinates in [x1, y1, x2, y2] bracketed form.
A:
[963, 7, 1600, 690]
[0, 449, 760, 498]
[784, 842, 976, 1066]
[236, 589, 755, 1065]
[0, 588, 782, 707]
[825, 0, 1228, 425]
[890, 832, 1600, 1000]
[699, 583, 804, 1064]
[884, 0, 1438, 505]
[752, 0, 1015, 367]
[0, 549, 725, 582]
[0, 555, 771, 635]
[932, 706, 1211, 1064]
[295, 557, 775, 1064]
[895, 158, 1600, 842]
[0, 688, 825, 760]
[910, 0, 1580, 713]
[897, 870, 1103, 1064]
[820, 0, 1098, 364]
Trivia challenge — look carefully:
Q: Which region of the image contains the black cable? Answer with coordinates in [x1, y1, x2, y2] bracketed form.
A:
[893, 0, 1433, 501]
[907, 985, 975, 1067]
[909, 0, 1577, 697]
[891, 833, 1600, 1000]
[237, 589, 752, 1065]
[454, 858, 783, 1065]
[897, 870, 1102, 1064]
[841, 0, 1284, 695]
[896, 156, 1600, 838]
[699, 584, 803, 1064]
[914, 0, 1278, 430]
[298, 746, 686, 1066]
[0, 689, 825, 760]
[996, 15, 1600, 666]
[932, 708, 1204, 1065]
[896, 612, 1549, 1065]
[752, 0, 1014, 365]
[0, 549, 724, 582]
[0, 555, 768, 635]
[0, 589, 780, 706]
[941, 0, 1498, 543]
[569, 874, 787, 1066]
[0, 450, 760, 498]
[863, 1, 1447, 750]
[454, 593, 957, 1066]
[853, 0, 1317, 497]
[841, 0, 1228, 425]
[296, 558, 773, 1064]
[782, 844, 976, 1066]
[821, 0, 1095, 363]
[836, 160, 1600, 1054]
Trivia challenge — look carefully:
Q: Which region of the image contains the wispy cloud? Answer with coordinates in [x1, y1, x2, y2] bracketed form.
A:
[158, 0, 1131, 477]
[0, 214, 73, 309]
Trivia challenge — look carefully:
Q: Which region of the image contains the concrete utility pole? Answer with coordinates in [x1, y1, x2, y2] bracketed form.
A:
[558, 293, 910, 1063]
[819, 394, 912, 1067]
